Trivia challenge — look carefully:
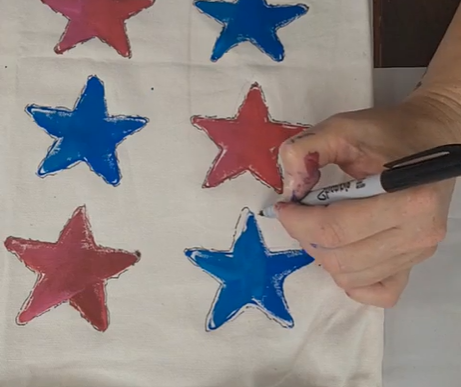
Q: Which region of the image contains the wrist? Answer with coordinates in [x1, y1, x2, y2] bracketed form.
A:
[400, 87, 461, 146]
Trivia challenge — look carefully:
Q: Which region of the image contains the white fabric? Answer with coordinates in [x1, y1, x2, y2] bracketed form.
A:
[0, 0, 383, 386]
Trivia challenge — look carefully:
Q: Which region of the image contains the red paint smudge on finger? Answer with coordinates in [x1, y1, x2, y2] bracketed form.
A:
[290, 152, 321, 201]
[303, 152, 321, 189]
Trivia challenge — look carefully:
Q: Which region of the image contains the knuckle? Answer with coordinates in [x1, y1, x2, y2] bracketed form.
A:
[426, 245, 438, 257]
[323, 113, 366, 142]
[420, 219, 447, 247]
[279, 136, 304, 160]
[326, 112, 355, 129]
[332, 273, 352, 290]
[379, 290, 400, 309]
[430, 221, 447, 244]
[316, 219, 345, 248]
[414, 246, 438, 263]
[408, 187, 439, 214]
[322, 253, 343, 274]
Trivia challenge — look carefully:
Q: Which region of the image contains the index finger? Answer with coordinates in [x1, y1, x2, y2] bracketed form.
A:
[345, 269, 411, 308]
[276, 189, 420, 248]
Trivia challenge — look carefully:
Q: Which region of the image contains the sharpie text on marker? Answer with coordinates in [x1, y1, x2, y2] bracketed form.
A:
[259, 175, 384, 218]
[259, 144, 461, 218]
[315, 180, 368, 202]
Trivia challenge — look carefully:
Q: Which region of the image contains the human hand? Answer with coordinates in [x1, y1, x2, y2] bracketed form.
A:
[275, 97, 458, 308]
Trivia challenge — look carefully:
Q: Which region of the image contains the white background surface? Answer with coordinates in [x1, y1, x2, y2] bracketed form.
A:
[375, 68, 461, 387]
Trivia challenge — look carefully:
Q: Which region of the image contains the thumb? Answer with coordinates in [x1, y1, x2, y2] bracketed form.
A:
[279, 116, 360, 200]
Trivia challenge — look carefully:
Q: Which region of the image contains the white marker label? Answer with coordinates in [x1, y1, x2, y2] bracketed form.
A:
[302, 175, 385, 206]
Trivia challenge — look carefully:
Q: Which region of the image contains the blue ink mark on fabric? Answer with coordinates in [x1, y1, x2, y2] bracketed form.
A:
[26, 76, 149, 186]
[194, 0, 309, 62]
[185, 208, 314, 331]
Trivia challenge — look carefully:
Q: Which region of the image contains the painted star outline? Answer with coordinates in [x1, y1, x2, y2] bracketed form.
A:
[185, 208, 314, 331]
[194, 0, 309, 61]
[4, 206, 140, 331]
[191, 82, 310, 192]
[26, 75, 149, 186]
[41, 0, 155, 58]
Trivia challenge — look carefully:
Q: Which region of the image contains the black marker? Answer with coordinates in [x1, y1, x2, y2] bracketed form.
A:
[260, 144, 461, 218]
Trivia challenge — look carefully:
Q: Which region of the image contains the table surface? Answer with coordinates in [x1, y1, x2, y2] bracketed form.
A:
[374, 67, 461, 387]
[375, 4, 461, 384]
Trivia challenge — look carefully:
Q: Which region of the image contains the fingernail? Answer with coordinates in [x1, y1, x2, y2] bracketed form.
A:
[281, 174, 296, 201]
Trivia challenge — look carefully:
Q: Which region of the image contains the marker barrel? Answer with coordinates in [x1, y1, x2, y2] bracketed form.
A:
[300, 175, 385, 206]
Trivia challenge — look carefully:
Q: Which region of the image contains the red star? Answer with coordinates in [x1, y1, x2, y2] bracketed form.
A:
[4, 206, 140, 331]
[41, 0, 155, 57]
[191, 83, 310, 193]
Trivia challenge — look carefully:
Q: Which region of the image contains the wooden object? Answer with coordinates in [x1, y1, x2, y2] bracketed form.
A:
[374, 0, 460, 67]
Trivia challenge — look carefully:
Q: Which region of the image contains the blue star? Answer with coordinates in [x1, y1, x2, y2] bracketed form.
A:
[195, 0, 309, 62]
[26, 76, 149, 186]
[185, 208, 314, 331]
